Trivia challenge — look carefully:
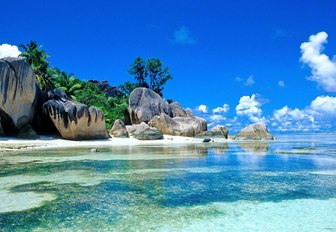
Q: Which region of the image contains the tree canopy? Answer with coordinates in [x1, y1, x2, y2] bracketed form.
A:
[128, 57, 172, 96]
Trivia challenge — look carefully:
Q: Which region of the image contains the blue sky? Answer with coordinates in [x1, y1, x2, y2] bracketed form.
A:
[1, 0, 336, 132]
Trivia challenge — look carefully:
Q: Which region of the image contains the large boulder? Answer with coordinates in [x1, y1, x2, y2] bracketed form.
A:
[127, 122, 163, 140]
[43, 92, 107, 140]
[148, 113, 207, 137]
[0, 57, 37, 135]
[170, 101, 188, 117]
[129, 87, 172, 124]
[195, 125, 229, 139]
[109, 119, 129, 138]
[234, 122, 274, 140]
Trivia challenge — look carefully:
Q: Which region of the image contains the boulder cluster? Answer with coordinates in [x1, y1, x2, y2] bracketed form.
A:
[0, 57, 274, 141]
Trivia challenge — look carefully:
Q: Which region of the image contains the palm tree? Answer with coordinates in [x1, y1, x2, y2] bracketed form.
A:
[49, 68, 83, 100]
[19, 41, 55, 96]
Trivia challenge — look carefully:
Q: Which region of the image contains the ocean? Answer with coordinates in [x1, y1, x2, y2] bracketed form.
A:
[0, 134, 336, 231]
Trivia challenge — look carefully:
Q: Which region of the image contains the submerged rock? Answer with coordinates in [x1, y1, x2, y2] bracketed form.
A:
[43, 92, 107, 140]
[109, 119, 129, 138]
[0, 57, 37, 135]
[129, 87, 172, 124]
[234, 122, 274, 140]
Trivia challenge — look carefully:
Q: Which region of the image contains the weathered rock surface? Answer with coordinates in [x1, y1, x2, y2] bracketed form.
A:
[43, 92, 107, 140]
[148, 113, 207, 137]
[129, 88, 172, 124]
[109, 119, 129, 138]
[234, 122, 274, 140]
[170, 101, 188, 117]
[195, 125, 229, 139]
[127, 122, 163, 140]
[0, 57, 37, 134]
[16, 124, 39, 139]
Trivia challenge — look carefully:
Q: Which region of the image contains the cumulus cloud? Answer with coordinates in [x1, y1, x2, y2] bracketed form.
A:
[0, 44, 21, 58]
[197, 104, 208, 113]
[210, 115, 226, 122]
[213, 104, 230, 113]
[172, 26, 196, 45]
[300, 31, 336, 92]
[236, 94, 263, 122]
[272, 95, 336, 131]
[310, 95, 336, 115]
[278, 80, 285, 87]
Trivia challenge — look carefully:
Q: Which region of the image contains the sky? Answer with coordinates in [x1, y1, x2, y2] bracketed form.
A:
[1, 0, 336, 132]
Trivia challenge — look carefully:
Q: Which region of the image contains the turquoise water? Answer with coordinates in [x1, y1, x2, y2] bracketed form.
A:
[0, 134, 336, 231]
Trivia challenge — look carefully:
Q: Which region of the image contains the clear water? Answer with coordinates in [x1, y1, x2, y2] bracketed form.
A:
[0, 134, 336, 231]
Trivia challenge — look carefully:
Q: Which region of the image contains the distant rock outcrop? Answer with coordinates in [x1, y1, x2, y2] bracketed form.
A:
[195, 125, 229, 139]
[0, 57, 37, 136]
[129, 88, 172, 124]
[234, 122, 274, 140]
[43, 90, 107, 140]
[109, 119, 129, 138]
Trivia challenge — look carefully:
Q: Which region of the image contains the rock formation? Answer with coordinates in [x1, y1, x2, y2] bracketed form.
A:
[129, 87, 172, 124]
[127, 122, 163, 140]
[129, 87, 207, 137]
[0, 57, 37, 136]
[109, 119, 129, 138]
[195, 125, 229, 139]
[43, 90, 107, 140]
[234, 122, 274, 140]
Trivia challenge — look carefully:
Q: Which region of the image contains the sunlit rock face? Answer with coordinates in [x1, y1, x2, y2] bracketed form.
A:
[234, 122, 274, 140]
[43, 93, 107, 140]
[195, 125, 229, 139]
[129, 87, 173, 124]
[109, 119, 129, 138]
[0, 57, 37, 135]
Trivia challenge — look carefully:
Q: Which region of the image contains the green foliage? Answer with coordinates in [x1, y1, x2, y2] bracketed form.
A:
[128, 57, 148, 88]
[118, 81, 138, 96]
[49, 68, 83, 100]
[19, 41, 55, 96]
[147, 58, 172, 96]
[128, 57, 172, 96]
[72, 82, 129, 129]
[19, 41, 173, 130]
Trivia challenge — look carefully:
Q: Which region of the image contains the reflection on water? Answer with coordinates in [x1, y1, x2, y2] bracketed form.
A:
[238, 143, 270, 155]
[0, 134, 336, 231]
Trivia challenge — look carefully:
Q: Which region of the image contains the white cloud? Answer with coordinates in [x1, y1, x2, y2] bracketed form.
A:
[172, 26, 196, 45]
[197, 104, 208, 113]
[300, 31, 336, 92]
[210, 115, 226, 122]
[213, 104, 230, 113]
[235, 75, 255, 86]
[272, 95, 336, 131]
[310, 95, 336, 115]
[0, 44, 21, 58]
[236, 94, 263, 122]
[278, 80, 285, 87]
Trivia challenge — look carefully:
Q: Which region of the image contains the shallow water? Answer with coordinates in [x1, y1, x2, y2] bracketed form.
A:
[0, 134, 336, 231]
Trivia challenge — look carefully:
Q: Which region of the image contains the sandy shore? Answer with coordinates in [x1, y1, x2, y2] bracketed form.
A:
[0, 135, 230, 151]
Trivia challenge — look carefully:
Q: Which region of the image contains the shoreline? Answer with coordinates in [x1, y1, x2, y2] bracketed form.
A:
[0, 135, 231, 151]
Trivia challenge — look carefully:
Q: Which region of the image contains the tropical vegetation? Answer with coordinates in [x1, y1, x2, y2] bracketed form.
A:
[19, 41, 172, 129]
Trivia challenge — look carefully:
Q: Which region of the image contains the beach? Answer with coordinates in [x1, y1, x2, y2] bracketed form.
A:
[0, 135, 230, 151]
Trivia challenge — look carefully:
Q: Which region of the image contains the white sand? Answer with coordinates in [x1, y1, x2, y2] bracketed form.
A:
[0, 135, 229, 151]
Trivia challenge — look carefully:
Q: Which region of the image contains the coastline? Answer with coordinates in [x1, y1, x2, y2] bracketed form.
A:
[0, 135, 231, 151]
